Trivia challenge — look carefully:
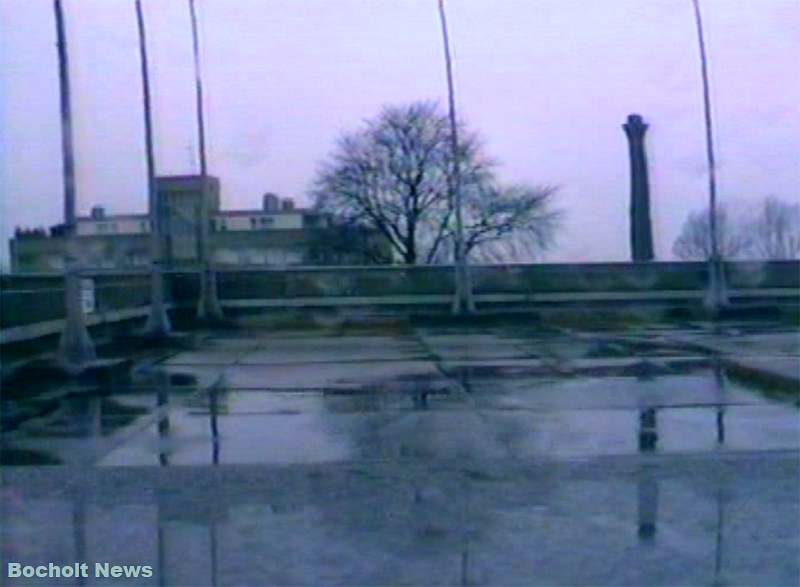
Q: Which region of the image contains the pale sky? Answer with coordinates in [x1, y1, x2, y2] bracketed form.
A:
[1, 0, 798, 266]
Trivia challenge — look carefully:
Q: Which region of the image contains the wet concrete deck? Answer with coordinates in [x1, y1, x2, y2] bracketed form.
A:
[2, 321, 798, 585]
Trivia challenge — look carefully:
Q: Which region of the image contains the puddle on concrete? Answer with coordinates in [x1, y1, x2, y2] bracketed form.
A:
[3, 327, 798, 467]
[2, 357, 796, 467]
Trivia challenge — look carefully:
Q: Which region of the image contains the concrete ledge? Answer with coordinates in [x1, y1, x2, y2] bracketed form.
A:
[220, 288, 797, 308]
[723, 357, 799, 391]
[2, 287, 796, 344]
[0, 305, 177, 345]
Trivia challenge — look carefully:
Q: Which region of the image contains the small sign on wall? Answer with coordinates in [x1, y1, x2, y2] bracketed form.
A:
[81, 278, 95, 314]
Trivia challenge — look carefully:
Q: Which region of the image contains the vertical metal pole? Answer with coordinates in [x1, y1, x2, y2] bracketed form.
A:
[136, 0, 171, 336]
[188, 0, 222, 320]
[437, 0, 474, 314]
[54, 0, 95, 368]
[691, 0, 728, 313]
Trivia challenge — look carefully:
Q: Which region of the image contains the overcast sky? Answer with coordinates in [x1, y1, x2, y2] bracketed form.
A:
[1, 0, 798, 265]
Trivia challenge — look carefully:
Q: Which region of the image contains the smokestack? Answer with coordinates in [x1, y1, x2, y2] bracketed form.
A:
[623, 114, 654, 262]
[281, 198, 295, 211]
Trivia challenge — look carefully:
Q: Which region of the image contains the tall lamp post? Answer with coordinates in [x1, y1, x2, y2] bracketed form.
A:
[437, 0, 474, 314]
[136, 0, 171, 336]
[691, 0, 728, 313]
[188, 0, 222, 321]
[54, 0, 96, 368]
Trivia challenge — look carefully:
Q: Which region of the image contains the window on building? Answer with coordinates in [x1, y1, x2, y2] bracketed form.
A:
[250, 217, 257, 229]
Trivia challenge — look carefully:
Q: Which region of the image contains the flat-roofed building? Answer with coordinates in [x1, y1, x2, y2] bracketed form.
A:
[8, 175, 389, 272]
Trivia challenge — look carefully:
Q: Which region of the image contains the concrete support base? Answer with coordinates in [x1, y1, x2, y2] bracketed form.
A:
[197, 268, 224, 322]
[144, 307, 172, 338]
[145, 267, 172, 337]
[704, 256, 730, 317]
[51, 357, 132, 383]
[57, 271, 96, 371]
[451, 264, 475, 315]
[125, 331, 197, 351]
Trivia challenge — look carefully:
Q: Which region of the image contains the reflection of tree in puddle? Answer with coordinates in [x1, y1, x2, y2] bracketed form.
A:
[319, 368, 534, 462]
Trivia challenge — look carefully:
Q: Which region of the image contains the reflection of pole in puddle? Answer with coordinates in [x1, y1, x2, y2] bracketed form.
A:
[637, 471, 659, 543]
[66, 394, 102, 464]
[712, 358, 726, 446]
[155, 490, 169, 587]
[714, 483, 725, 582]
[155, 486, 220, 585]
[457, 366, 474, 395]
[72, 493, 87, 586]
[209, 518, 219, 587]
[157, 374, 171, 467]
[210, 384, 220, 465]
[461, 477, 470, 586]
[638, 408, 658, 453]
[412, 391, 429, 410]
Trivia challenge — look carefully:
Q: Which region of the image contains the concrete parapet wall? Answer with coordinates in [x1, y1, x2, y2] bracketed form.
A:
[2, 261, 798, 340]
[209, 261, 798, 301]
[1, 273, 152, 330]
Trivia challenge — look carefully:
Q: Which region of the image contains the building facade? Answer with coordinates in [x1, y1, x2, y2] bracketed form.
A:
[9, 175, 388, 272]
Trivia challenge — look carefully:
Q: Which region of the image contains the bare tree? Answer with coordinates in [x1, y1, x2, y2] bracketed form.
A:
[673, 206, 750, 260]
[306, 219, 393, 265]
[313, 102, 559, 265]
[748, 197, 800, 260]
[674, 197, 800, 261]
[314, 102, 455, 265]
[462, 183, 560, 261]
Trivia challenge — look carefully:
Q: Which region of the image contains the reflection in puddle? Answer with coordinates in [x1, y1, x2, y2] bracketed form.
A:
[639, 408, 658, 452]
[2, 356, 797, 467]
[637, 472, 659, 542]
[5, 454, 792, 586]
[0, 447, 62, 465]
